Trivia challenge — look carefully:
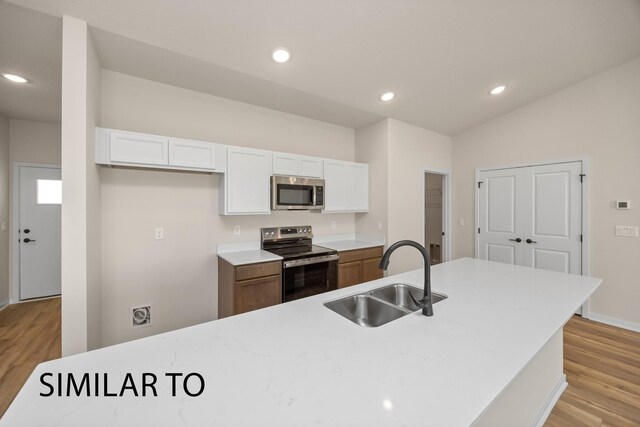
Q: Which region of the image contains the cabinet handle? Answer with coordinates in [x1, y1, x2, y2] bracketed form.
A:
[526, 239, 537, 244]
[509, 238, 522, 243]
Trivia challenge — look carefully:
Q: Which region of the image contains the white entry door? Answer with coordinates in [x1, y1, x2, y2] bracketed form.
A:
[19, 165, 62, 300]
[478, 162, 582, 275]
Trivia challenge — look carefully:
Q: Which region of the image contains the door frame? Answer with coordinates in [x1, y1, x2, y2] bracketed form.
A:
[11, 162, 62, 303]
[474, 157, 591, 317]
[421, 167, 452, 263]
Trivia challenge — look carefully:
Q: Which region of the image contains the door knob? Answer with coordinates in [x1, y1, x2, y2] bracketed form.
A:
[23, 238, 36, 243]
[23, 228, 30, 234]
[509, 238, 522, 243]
[526, 238, 537, 244]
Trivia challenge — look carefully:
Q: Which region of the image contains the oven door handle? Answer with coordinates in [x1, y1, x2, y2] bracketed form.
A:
[283, 254, 339, 268]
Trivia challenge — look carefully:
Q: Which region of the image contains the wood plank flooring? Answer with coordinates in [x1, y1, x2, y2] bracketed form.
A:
[0, 297, 60, 418]
[546, 315, 640, 427]
[0, 301, 637, 424]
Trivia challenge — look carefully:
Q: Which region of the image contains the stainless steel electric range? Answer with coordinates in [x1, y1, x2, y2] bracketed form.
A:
[261, 226, 338, 302]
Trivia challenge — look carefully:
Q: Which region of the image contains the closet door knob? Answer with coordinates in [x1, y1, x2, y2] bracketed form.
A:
[526, 238, 537, 244]
[509, 238, 522, 243]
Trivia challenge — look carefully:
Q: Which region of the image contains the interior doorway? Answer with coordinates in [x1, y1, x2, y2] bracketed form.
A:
[423, 170, 449, 264]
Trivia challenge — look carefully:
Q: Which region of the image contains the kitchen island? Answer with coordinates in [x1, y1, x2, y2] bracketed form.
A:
[1, 258, 601, 426]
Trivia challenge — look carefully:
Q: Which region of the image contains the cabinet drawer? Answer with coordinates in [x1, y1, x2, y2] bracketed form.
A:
[361, 257, 384, 283]
[235, 261, 281, 281]
[338, 246, 383, 264]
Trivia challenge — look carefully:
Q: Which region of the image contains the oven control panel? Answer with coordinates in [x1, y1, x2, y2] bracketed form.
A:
[261, 226, 313, 242]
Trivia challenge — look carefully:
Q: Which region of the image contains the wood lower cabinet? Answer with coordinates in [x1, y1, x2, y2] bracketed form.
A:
[218, 258, 281, 318]
[337, 246, 384, 288]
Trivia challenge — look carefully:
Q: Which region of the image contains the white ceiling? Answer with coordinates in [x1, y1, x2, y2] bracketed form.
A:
[4, 0, 640, 134]
[0, 1, 61, 123]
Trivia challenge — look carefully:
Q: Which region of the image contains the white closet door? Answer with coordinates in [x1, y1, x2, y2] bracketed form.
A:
[478, 162, 582, 275]
[478, 168, 523, 265]
[520, 162, 582, 274]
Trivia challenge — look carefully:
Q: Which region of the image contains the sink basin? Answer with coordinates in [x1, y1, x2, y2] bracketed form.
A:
[324, 294, 409, 327]
[324, 284, 448, 327]
[370, 283, 448, 311]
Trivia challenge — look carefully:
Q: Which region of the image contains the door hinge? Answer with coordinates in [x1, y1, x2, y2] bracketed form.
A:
[441, 232, 445, 236]
[579, 174, 586, 183]
[478, 181, 483, 189]
[580, 234, 583, 242]
[478, 227, 481, 234]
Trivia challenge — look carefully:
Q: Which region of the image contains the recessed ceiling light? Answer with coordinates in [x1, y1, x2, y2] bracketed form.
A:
[380, 91, 395, 102]
[490, 85, 507, 95]
[2, 73, 28, 84]
[271, 48, 291, 63]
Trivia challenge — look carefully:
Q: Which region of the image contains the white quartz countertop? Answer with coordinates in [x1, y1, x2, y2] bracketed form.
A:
[315, 239, 384, 251]
[217, 249, 282, 266]
[1, 258, 601, 426]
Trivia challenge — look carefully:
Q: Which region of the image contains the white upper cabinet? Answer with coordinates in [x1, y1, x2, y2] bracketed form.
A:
[298, 156, 323, 178]
[323, 160, 369, 213]
[272, 153, 323, 178]
[168, 137, 216, 170]
[347, 163, 369, 212]
[272, 152, 300, 176]
[221, 147, 272, 215]
[96, 128, 223, 172]
[108, 130, 169, 166]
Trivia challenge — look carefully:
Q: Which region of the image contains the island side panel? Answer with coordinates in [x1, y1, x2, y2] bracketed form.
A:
[473, 329, 565, 427]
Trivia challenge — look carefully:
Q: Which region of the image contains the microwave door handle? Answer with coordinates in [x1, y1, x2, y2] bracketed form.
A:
[283, 254, 339, 268]
[312, 186, 317, 207]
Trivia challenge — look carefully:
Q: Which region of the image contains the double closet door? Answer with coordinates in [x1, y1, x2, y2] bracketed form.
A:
[477, 161, 583, 275]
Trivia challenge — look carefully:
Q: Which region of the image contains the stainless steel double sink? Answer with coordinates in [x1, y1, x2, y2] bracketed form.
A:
[324, 283, 448, 327]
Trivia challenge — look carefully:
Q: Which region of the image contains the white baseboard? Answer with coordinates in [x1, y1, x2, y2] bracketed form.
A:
[0, 299, 9, 311]
[533, 374, 567, 427]
[588, 312, 640, 333]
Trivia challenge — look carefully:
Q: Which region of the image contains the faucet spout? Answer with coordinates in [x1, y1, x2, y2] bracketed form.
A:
[378, 240, 433, 317]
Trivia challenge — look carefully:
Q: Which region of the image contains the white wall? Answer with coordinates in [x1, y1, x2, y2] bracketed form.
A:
[8, 119, 61, 164]
[453, 56, 640, 328]
[354, 118, 452, 275]
[387, 119, 452, 274]
[355, 119, 388, 237]
[0, 114, 8, 307]
[60, 16, 103, 355]
[99, 71, 357, 346]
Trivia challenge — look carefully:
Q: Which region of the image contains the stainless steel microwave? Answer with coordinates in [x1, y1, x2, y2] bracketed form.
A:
[271, 175, 325, 210]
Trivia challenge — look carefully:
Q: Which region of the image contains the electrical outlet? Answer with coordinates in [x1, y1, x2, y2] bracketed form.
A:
[377, 221, 383, 231]
[131, 305, 152, 328]
[155, 227, 164, 240]
[0, 221, 6, 232]
[615, 225, 639, 237]
[331, 221, 336, 230]
[458, 219, 465, 227]
[234, 225, 241, 235]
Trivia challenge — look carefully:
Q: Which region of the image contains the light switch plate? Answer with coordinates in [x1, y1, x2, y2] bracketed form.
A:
[155, 227, 164, 240]
[615, 225, 639, 237]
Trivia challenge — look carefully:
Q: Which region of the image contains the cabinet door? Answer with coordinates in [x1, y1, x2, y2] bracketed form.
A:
[234, 275, 281, 314]
[273, 153, 299, 175]
[109, 131, 168, 166]
[338, 261, 361, 288]
[225, 147, 271, 214]
[298, 156, 323, 178]
[323, 160, 348, 212]
[169, 138, 216, 170]
[361, 258, 383, 283]
[347, 162, 369, 212]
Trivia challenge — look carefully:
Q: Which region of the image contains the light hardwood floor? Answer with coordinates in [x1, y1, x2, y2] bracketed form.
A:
[546, 316, 640, 427]
[0, 297, 60, 417]
[0, 300, 638, 424]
